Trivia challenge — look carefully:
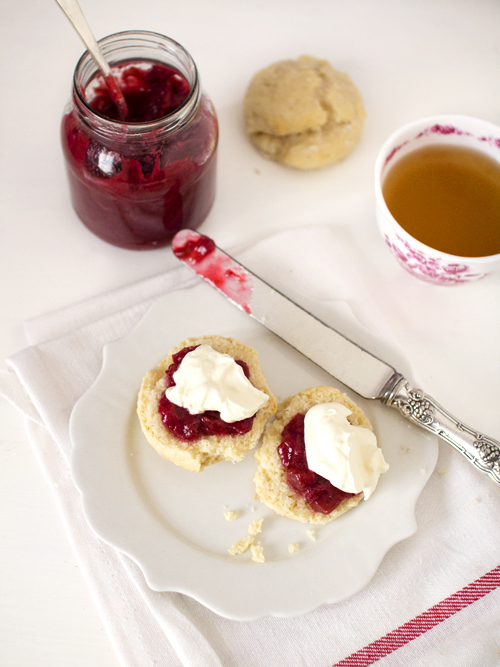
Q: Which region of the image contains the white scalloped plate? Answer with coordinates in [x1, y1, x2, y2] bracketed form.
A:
[70, 284, 437, 620]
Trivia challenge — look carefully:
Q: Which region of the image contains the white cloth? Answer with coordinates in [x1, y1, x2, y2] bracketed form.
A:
[1, 227, 499, 667]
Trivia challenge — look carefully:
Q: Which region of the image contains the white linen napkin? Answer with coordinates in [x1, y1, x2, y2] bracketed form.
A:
[1, 226, 499, 667]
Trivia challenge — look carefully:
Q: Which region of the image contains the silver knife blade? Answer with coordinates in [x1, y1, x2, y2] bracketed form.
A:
[172, 230, 500, 485]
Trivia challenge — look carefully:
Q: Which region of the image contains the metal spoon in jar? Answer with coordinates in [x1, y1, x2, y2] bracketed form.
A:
[53, 0, 129, 120]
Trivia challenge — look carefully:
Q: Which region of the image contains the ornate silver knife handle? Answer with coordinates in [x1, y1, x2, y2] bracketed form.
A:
[382, 374, 500, 485]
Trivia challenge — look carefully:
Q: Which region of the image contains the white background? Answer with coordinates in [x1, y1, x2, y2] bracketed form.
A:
[1, 0, 499, 664]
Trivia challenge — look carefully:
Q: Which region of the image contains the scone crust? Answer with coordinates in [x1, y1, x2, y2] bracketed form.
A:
[244, 55, 366, 170]
[254, 386, 371, 524]
[137, 335, 277, 472]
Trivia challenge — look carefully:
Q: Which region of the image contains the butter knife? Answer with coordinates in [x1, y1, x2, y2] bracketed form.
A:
[172, 230, 500, 485]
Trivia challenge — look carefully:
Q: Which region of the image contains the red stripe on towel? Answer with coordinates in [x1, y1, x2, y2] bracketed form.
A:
[333, 565, 500, 667]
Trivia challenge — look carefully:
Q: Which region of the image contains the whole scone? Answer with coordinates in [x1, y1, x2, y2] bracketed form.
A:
[137, 335, 277, 472]
[244, 55, 366, 170]
[254, 386, 371, 524]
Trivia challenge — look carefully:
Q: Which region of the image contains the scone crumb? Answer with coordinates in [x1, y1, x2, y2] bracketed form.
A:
[224, 511, 239, 521]
[306, 529, 316, 541]
[229, 518, 265, 560]
[437, 468, 446, 475]
[288, 542, 299, 554]
[248, 518, 263, 536]
[251, 542, 265, 563]
[229, 536, 254, 556]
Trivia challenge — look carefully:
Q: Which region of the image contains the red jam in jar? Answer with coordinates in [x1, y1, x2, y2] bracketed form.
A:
[158, 346, 255, 442]
[277, 413, 357, 514]
[61, 31, 218, 250]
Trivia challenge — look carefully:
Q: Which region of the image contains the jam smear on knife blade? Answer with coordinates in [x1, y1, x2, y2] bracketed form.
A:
[173, 231, 253, 313]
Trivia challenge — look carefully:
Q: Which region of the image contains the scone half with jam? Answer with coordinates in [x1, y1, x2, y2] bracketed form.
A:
[254, 386, 389, 524]
[137, 335, 277, 472]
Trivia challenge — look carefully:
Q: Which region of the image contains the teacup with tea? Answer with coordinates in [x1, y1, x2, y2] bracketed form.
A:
[375, 115, 500, 284]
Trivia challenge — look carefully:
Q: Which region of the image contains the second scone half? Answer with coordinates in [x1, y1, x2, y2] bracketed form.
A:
[254, 386, 377, 524]
[137, 335, 277, 472]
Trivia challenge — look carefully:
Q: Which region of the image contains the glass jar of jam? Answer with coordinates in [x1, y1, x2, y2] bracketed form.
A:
[61, 31, 218, 250]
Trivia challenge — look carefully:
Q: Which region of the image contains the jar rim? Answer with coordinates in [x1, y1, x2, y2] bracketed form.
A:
[72, 29, 200, 131]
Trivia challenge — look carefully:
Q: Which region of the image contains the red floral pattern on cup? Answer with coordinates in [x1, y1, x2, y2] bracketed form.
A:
[383, 233, 483, 284]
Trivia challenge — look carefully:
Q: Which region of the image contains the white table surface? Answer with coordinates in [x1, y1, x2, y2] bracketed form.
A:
[1, 0, 500, 664]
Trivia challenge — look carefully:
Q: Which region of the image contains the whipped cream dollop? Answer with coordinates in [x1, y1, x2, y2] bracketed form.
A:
[304, 402, 389, 500]
[165, 345, 269, 423]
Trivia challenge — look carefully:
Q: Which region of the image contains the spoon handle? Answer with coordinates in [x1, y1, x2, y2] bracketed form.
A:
[54, 0, 110, 75]
[54, 0, 129, 120]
